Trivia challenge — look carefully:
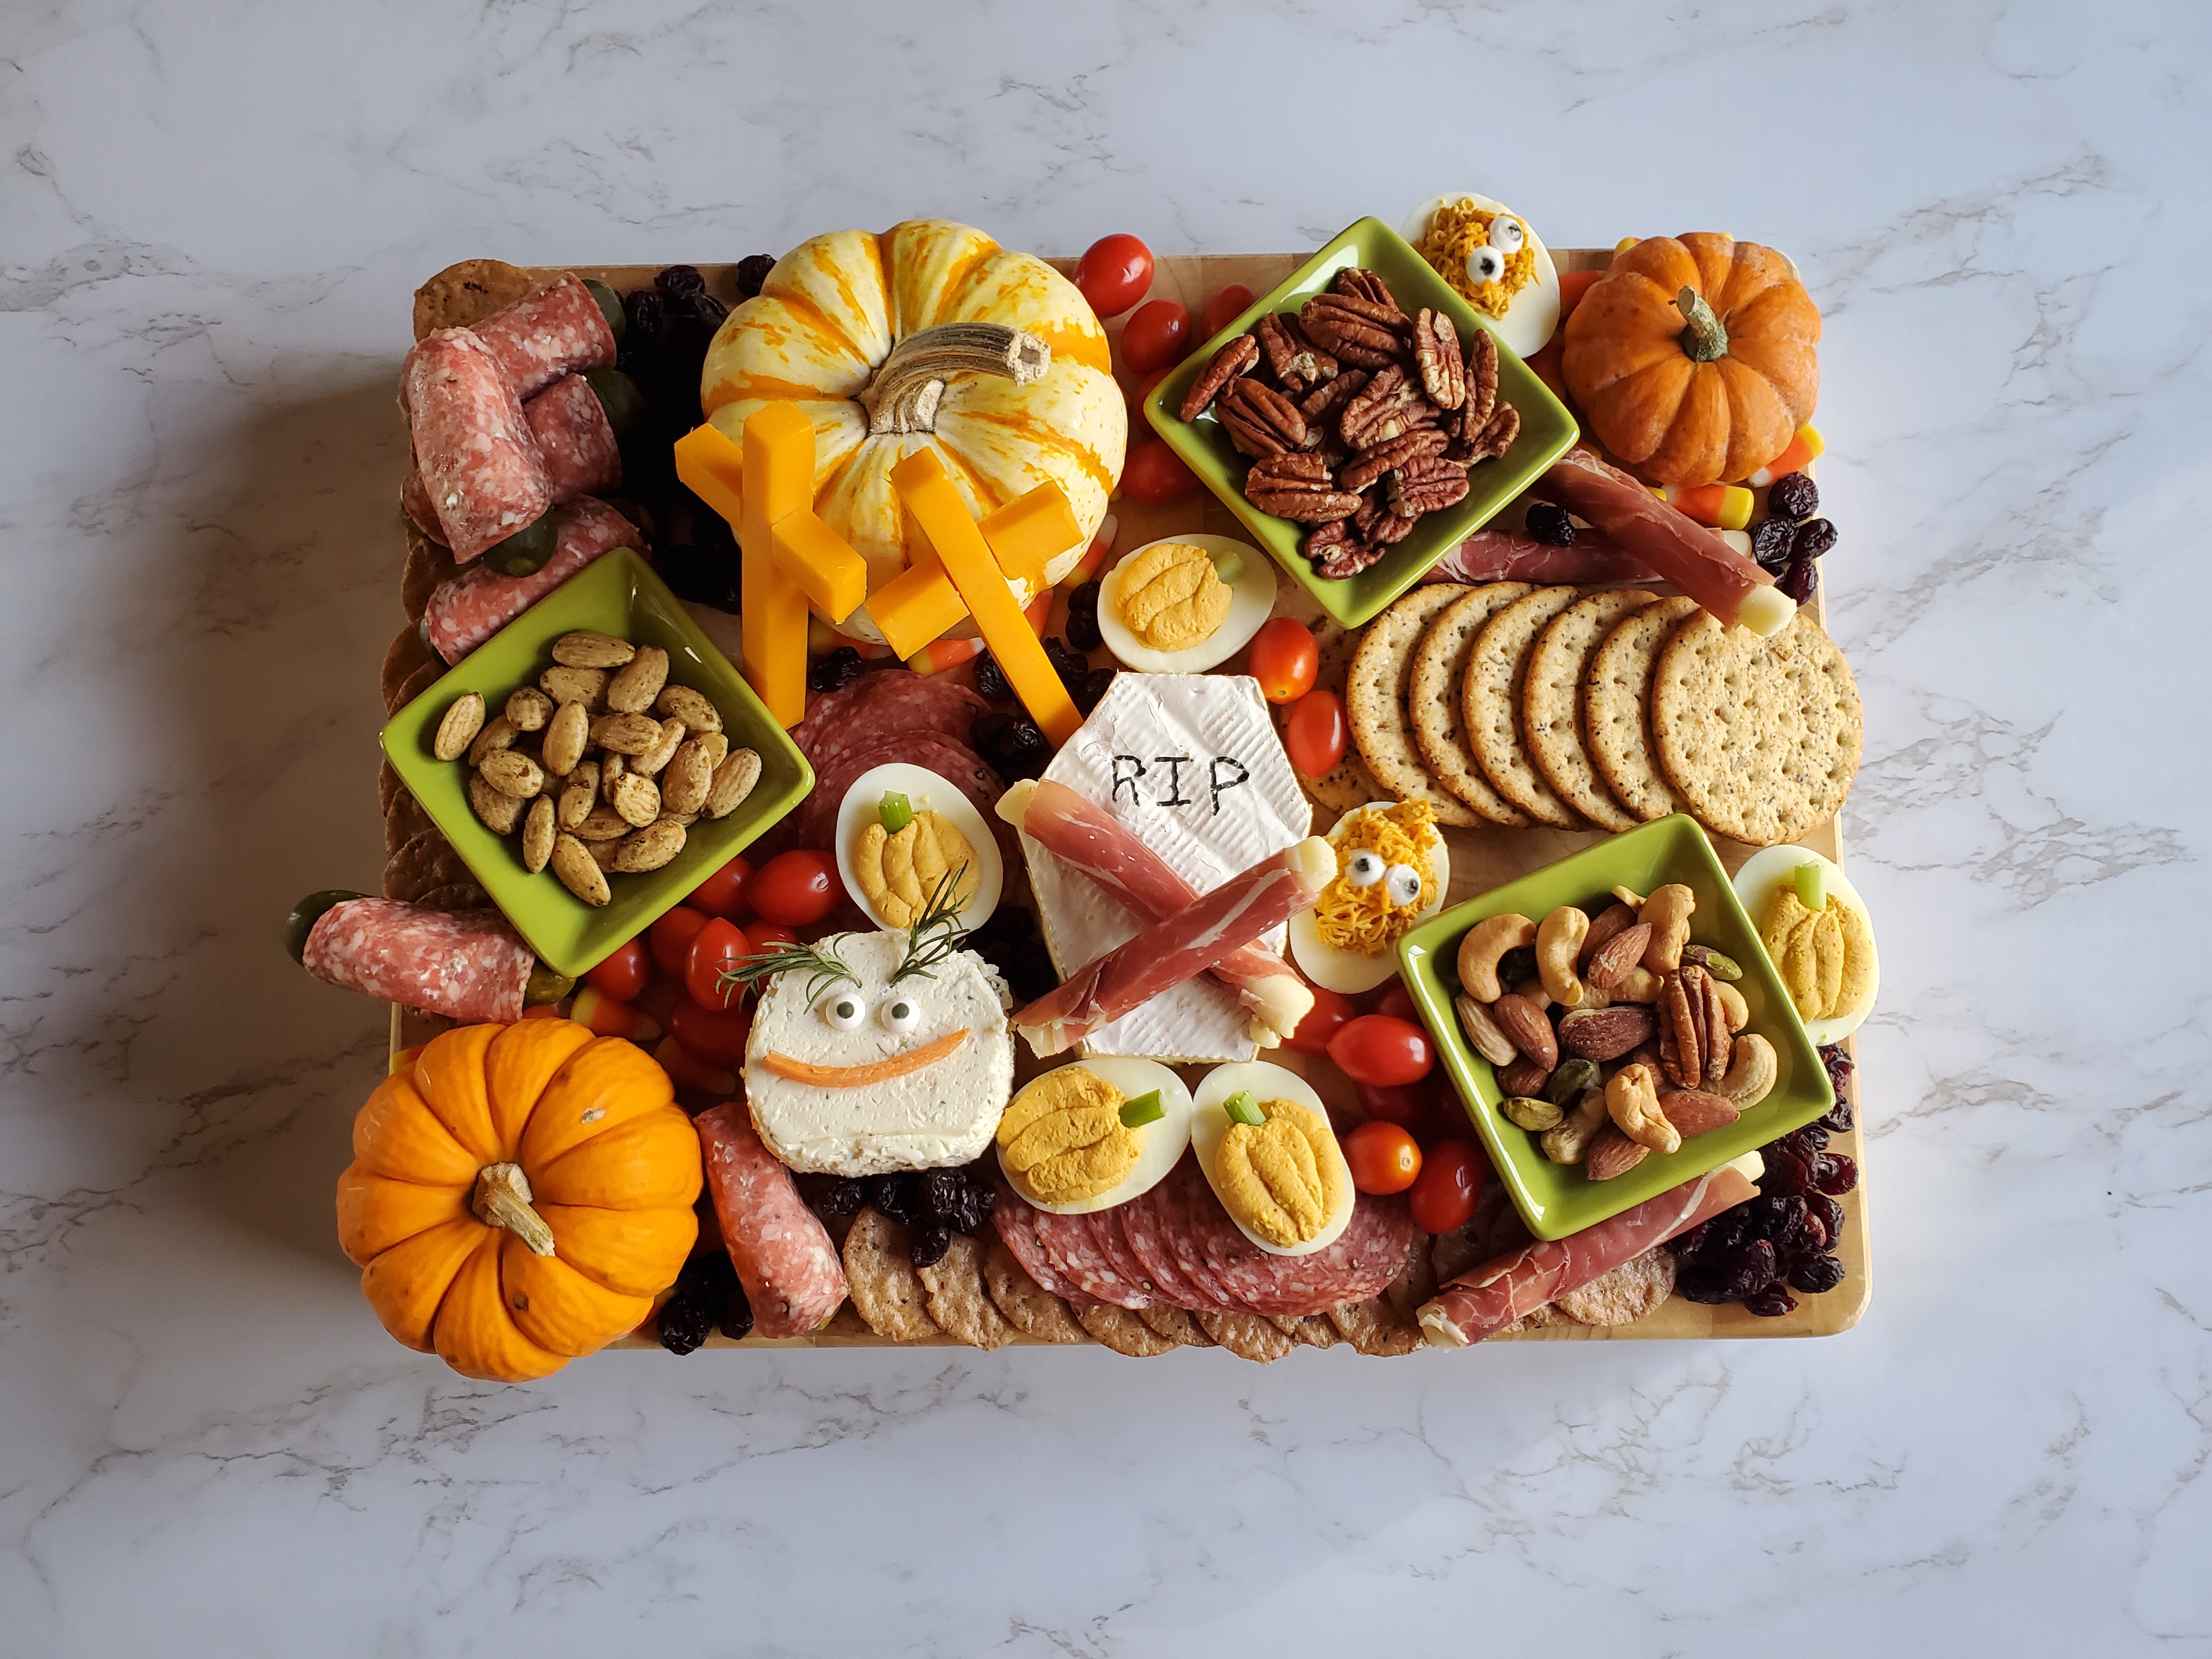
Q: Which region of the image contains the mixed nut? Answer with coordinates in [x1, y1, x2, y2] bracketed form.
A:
[1452, 884, 1780, 1181]
[431, 630, 763, 907]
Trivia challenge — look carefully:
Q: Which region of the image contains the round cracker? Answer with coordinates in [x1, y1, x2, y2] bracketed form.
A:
[918, 1232, 1019, 1351]
[381, 625, 438, 714]
[413, 882, 491, 911]
[983, 1240, 1087, 1344]
[383, 828, 469, 901]
[1138, 1305, 1215, 1347]
[411, 257, 535, 340]
[1194, 1310, 1295, 1363]
[1523, 589, 1657, 833]
[385, 786, 435, 855]
[1585, 596, 1699, 822]
[1328, 1295, 1426, 1355]
[402, 526, 459, 621]
[1554, 1247, 1677, 1326]
[842, 1209, 943, 1342]
[1346, 585, 1484, 827]
[1075, 1300, 1175, 1357]
[1408, 583, 1535, 825]
[1460, 586, 1584, 828]
[1278, 617, 1386, 812]
[1652, 610, 1863, 846]
[1274, 1313, 1339, 1347]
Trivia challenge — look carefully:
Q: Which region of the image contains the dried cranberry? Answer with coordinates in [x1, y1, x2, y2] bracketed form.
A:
[1768, 472, 1819, 522]
[909, 1222, 952, 1269]
[814, 1176, 866, 1221]
[1780, 551, 1820, 604]
[656, 264, 707, 299]
[686, 290, 729, 329]
[972, 650, 1013, 702]
[1788, 1122, 1831, 1155]
[968, 1174, 998, 1222]
[656, 1295, 713, 1354]
[808, 645, 865, 693]
[733, 253, 776, 300]
[1677, 1265, 1737, 1305]
[972, 712, 1051, 782]
[918, 1169, 966, 1222]
[867, 1175, 918, 1226]
[1751, 516, 1798, 573]
[1792, 517, 1838, 560]
[1074, 667, 1117, 715]
[1043, 636, 1086, 680]
[1066, 579, 1104, 651]
[1748, 1193, 1814, 1258]
[1809, 1193, 1845, 1250]
[624, 287, 668, 347]
[1814, 1152, 1859, 1195]
[1718, 1240, 1779, 1299]
[1759, 1143, 1812, 1197]
[1789, 1252, 1847, 1296]
[1743, 1284, 1798, 1318]
[1525, 502, 1576, 546]
[1818, 1097, 1855, 1134]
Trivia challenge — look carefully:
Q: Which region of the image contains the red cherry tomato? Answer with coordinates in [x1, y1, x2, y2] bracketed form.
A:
[582, 938, 652, 1002]
[1344, 1121, 1422, 1195]
[670, 996, 755, 1068]
[1120, 439, 1200, 505]
[648, 906, 709, 978]
[685, 917, 753, 1013]
[1284, 689, 1348, 780]
[749, 850, 839, 927]
[689, 854, 753, 919]
[1355, 1079, 1428, 1130]
[1283, 983, 1356, 1055]
[1204, 282, 1257, 338]
[747, 921, 801, 951]
[1425, 1075, 1475, 1146]
[1073, 233, 1154, 319]
[1126, 364, 1172, 424]
[1327, 1014, 1434, 1087]
[1248, 616, 1318, 704]
[1120, 299, 1190, 375]
[1372, 980, 1419, 1024]
[1408, 1139, 1487, 1235]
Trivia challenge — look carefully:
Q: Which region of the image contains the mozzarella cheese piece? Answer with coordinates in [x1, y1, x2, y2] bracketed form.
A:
[1020, 673, 1311, 1063]
[743, 930, 1014, 1175]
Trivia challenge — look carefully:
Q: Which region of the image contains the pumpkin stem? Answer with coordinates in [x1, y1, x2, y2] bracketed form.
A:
[1675, 286, 1729, 363]
[472, 1162, 557, 1257]
[858, 322, 1051, 436]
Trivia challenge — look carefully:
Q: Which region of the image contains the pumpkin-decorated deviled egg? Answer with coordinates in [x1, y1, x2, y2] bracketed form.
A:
[1734, 846, 1878, 1045]
[1096, 534, 1275, 674]
[995, 1057, 1193, 1215]
[1289, 800, 1449, 994]
[1399, 193, 1562, 358]
[1190, 1060, 1355, 1257]
[834, 762, 1002, 934]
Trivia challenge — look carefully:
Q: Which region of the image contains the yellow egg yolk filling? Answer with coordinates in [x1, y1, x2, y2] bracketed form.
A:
[857, 810, 977, 928]
[998, 1066, 1141, 1204]
[1214, 1097, 1345, 1249]
[1762, 889, 1874, 1021]
[1116, 541, 1232, 652]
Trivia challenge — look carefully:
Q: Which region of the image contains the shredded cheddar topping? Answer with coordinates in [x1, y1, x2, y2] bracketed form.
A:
[1416, 199, 1539, 318]
[1313, 802, 1439, 955]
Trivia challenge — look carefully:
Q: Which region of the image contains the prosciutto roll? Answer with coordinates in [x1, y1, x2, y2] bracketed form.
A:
[695, 1105, 848, 1338]
[421, 496, 641, 664]
[302, 898, 532, 1024]
[1013, 838, 1338, 1059]
[401, 328, 551, 562]
[467, 273, 618, 402]
[1533, 448, 1792, 635]
[997, 778, 1313, 1045]
[1417, 1166, 1756, 1346]
[1420, 526, 1662, 588]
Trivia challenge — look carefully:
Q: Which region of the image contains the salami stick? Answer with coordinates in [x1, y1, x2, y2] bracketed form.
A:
[401, 329, 551, 563]
[400, 373, 623, 544]
[695, 1105, 848, 1338]
[294, 895, 542, 1024]
[467, 273, 618, 402]
[421, 496, 641, 664]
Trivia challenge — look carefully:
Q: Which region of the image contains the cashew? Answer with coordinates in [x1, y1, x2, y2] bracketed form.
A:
[1719, 1034, 1778, 1109]
[1454, 996, 1519, 1066]
[1536, 906, 1590, 1006]
[1579, 902, 1640, 969]
[1605, 1062, 1681, 1154]
[1457, 913, 1537, 1003]
[1540, 1086, 1610, 1165]
[1610, 965, 1666, 1004]
[1612, 884, 1647, 909]
[1638, 884, 1696, 972]
[1713, 979, 1749, 1033]
[1506, 975, 1553, 1014]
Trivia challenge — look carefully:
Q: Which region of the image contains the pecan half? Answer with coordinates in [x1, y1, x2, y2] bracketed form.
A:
[1178, 334, 1259, 421]
[1255, 312, 1339, 397]
[1413, 308, 1466, 410]
[1449, 399, 1520, 465]
[1389, 455, 1470, 517]
[1333, 267, 1404, 318]
[1314, 533, 1386, 580]
[1300, 291, 1412, 370]
[1338, 365, 1435, 449]
[1300, 366, 1368, 424]
[1352, 492, 1416, 544]
[1461, 326, 1499, 432]
[1659, 966, 1714, 1091]
[1244, 452, 1361, 522]
[1217, 378, 1308, 457]
[1338, 426, 1449, 493]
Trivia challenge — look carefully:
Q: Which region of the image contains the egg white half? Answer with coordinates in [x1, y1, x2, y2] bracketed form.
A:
[834, 762, 1003, 935]
[1733, 845, 1878, 1044]
[1189, 1060, 1355, 1258]
[1288, 802, 1451, 994]
[1094, 534, 1276, 674]
[996, 1057, 1193, 1215]
[1397, 191, 1562, 359]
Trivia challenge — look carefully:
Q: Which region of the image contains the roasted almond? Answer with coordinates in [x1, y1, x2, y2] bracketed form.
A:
[661, 738, 713, 816]
[590, 712, 663, 755]
[631, 715, 686, 776]
[556, 759, 599, 830]
[433, 693, 485, 761]
[610, 817, 686, 872]
[466, 714, 517, 766]
[654, 684, 723, 733]
[1489, 993, 1559, 1070]
[542, 699, 590, 776]
[551, 629, 635, 669]
[610, 770, 661, 827]
[504, 686, 554, 732]
[1587, 923, 1655, 993]
[569, 800, 633, 842]
[1556, 1004, 1657, 1063]
[550, 832, 611, 905]
[588, 837, 625, 870]
[539, 664, 610, 712]
[1585, 1124, 1651, 1181]
[697, 731, 730, 772]
[706, 747, 761, 817]
[521, 796, 556, 873]
[599, 750, 626, 798]
[606, 645, 670, 714]
[1497, 1056, 1551, 1098]
[477, 749, 545, 799]
[1660, 1087, 1741, 1137]
[1454, 995, 1519, 1066]
[1577, 901, 1639, 968]
[468, 771, 524, 833]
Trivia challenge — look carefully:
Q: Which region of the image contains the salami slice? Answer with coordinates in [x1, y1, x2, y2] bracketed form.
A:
[1116, 1187, 1222, 1312]
[1035, 1208, 1150, 1308]
[422, 496, 641, 664]
[1182, 1166, 1414, 1318]
[695, 1104, 848, 1338]
[467, 273, 617, 402]
[790, 673, 991, 777]
[521, 373, 621, 500]
[302, 898, 531, 1024]
[1089, 1209, 1165, 1305]
[402, 328, 551, 562]
[1152, 1163, 1262, 1314]
[991, 1184, 1074, 1298]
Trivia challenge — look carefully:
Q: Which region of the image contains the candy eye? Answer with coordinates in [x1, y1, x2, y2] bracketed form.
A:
[1345, 849, 1386, 888]
[1488, 216, 1525, 255]
[1467, 245, 1507, 284]
[820, 992, 866, 1030]
[880, 997, 921, 1035]
[1385, 864, 1423, 907]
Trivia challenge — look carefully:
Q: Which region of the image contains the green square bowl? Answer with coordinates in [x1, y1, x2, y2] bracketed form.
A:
[1144, 215, 1579, 630]
[380, 548, 812, 979]
[1395, 815, 1833, 1240]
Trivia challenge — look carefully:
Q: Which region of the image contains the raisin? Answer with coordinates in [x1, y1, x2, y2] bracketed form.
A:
[1043, 636, 1086, 681]
[624, 287, 668, 348]
[1494, 945, 1537, 989]
[1818, 1096, 1855, 1135]
[1787, 1122, 1830, 1155]
[656, 264, 707, 299]
[1779, 551, 1820, 605]
[1819, 1042, 1855, 1089]
[1748, 1193, 1813, 1258]
[814, 1176, 866, 1221]
[910, 1222, 953, 1270]
[656, 1295, 713, 1355]
[686, 290, 729, 329]
[867, 1174, 918, 1226]
[1751, 516, 1798, 573]
[1074, 667, 1117, 715]
[945, 1189, 987, 1236]
[718, 1282, 755, 1340]
[971, 712, 1051, 782]
[1065, 580, 1104, 652]
[733, 254, 776, 300]
[918, 1169, 966, 1222]
[1814, 1152, 1859, 1195]
[656, 542, 740, 610]
[968, 1173, 998, 1223]
[1743, 1284, 1798, 1317]
[808, 645, 865, 693]
[1525, 501, 1576, 546]
[1787, 1252, 1846, 1295]
[1791, 517, 1838, 560]
[1717, 1240, 1779, 1299]
[972, 650, 1013, 702]
[1809, 1193, 1846, 1249]
[1758, 1142, 1811, 1197]
[1768, 472, 1819, 522]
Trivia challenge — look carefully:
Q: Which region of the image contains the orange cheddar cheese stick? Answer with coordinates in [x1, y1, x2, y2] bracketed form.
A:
[740, 406, 816, 729]
[1657, 482, 1753, 531]
[870, 479, 1081, 659]
[908, 587, 1052, 675]
[1745, 424, 1826, 488]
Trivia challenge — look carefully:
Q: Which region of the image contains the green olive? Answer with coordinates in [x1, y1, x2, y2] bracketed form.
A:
[582, 367, 646, 438]
[583, 277, 626, 343]
[482, 509, 558, 577]
[524, 964, 575, 1006]
[285, 890, 365, 965]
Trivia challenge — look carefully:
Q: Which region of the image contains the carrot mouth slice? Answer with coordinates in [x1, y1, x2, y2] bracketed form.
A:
[760, 1028, 971, 1088]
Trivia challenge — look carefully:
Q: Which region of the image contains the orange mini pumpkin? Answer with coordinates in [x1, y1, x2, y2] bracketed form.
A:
[336, 1022, 702, 1383]
[1562, 233, 1820, 486]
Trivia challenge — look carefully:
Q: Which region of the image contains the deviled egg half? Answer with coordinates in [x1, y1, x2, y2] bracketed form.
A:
[1096, 534, 1275, 674]
[1733, 845, 1878, 1045]
[1190, 1061, 1355, 1257]
[995, 1057, 1194, 1215]
[1289, 800, 1450, 994]
[834, 762, 1002, 934]
[1398, 192, 1562, 359]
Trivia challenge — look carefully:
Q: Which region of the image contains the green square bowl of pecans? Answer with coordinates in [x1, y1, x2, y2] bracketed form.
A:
[1394, 815, 1833, 1241]
[1143, 215, 1579, 631]
[381, 548, 813, 979]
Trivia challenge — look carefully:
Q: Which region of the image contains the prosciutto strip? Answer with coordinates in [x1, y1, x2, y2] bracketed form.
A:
[1420, 527, 1662, 588]
[1012, 838, 1338, 1059]
[997, 778, 1314, 1045]
[1533, 448, 1791, 635]
[1417, 1166, 1756, 1347]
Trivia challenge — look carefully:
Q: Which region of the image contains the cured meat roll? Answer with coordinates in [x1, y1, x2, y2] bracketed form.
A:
[400, 373, 623, 544]
[1420, 527, 1661, 588]
[1013, 837, 1338, 1059]
[301, 897, 532, 1024]
[401, 329, 551, 563]
[421, 496, 641, 664]
[997, 778, 1313, 1045]
[1417, 1166, 1756, 1346]
[695, 1105, 848, 1338]
[467, 273, 619, 402]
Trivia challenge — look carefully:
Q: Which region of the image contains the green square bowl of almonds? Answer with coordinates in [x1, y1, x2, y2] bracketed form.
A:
[1395, 814, 1832, 1241]
[1143, 214, 1578, 631]
[381, 548, 812, 979]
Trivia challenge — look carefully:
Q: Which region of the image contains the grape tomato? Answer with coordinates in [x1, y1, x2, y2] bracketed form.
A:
[648, 906, 709, 978]
[670, 996, 755, 1068]
[1327, 1014, 1434, 1087]
[1284, 689, 1348, 780]
[1283, 983, 1356, 1055]
[689, 854, 753, 919]
[1344, 1121, 1421, 1196]
[684, 917, 753, 1013]
[749, 850, 839, 926]
[1120, 440, 1200, 505]
[1203, 283, 1257, 338]
[582, 938, 652, 1002]
[1120, 299, 1190, 375]
[1073, 233, 1154, 318]
[1408, 1139, 1486, 1235]
[1248, 617, 1318, 704]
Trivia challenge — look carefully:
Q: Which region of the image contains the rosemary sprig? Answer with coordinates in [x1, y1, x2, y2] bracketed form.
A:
[718, 936, 859, 1006]
[891, 863, 973, 985]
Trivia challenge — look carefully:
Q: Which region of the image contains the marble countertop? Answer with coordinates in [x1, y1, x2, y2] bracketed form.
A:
[3, 1, 2205, 1651]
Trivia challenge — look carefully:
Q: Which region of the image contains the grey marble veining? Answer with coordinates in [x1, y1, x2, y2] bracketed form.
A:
[1, 0, 2207, 1652]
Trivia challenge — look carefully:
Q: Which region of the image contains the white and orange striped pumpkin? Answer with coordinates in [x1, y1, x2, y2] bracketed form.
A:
[701, 220, 1125, 644]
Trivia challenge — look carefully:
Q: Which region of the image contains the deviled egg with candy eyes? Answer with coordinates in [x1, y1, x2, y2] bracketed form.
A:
[995, 1057, 1193, 1215]
[1190, 1061, 1355, 1257]
[1734, 845, 1878, 1045]
[1096, 534, 1275, 674]
[1399, 192, 1562, 358]
[1289, 800, 1449, 994]
[834, 762, 1002, 935]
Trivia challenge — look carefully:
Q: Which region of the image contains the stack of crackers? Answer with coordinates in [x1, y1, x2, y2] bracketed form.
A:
[1286, 584, 1863, 846]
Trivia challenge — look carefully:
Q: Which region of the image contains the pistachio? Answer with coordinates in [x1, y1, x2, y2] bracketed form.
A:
[1500, 1096, 1564, 1132]
[1542, 1057, 1599, 1106]
[1681, 944, 1743, 980]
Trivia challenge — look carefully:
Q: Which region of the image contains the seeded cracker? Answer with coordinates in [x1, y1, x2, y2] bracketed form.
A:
[843, 1209, 943, 1342]
[1584, 596, 1699, 822]
[401, 524, 458, 616]
[1461, 585, 1584, 827]
[1347, 585, 1486, 827]
[1138, 1305, 1216, 1347]
[1280, 617, 1386, 812]
[983, 1241, 1088, 1344]
[917, 1233, 1019, 1351]
[1522, 589, 1656, 832]
[1195, 1310, 1296, 1363]
[411, 257, 535, 341]
[1555, 1248, 1677, 1326]
[1407, 582, 1536, 826]
[1075, 1301, 1175, 1357]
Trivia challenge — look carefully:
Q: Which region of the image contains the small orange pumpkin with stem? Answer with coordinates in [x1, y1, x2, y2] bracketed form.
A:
[336, 1021, 702, 1382]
